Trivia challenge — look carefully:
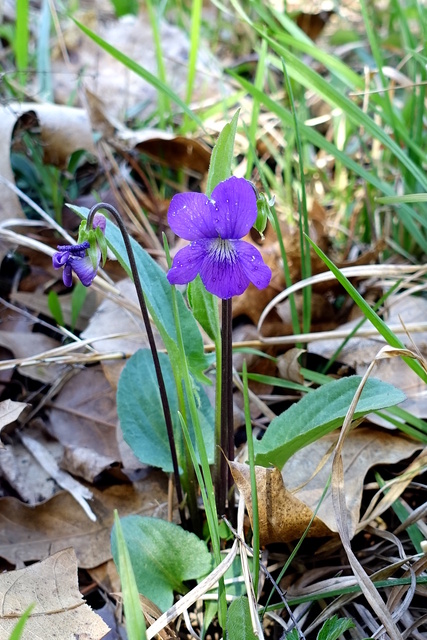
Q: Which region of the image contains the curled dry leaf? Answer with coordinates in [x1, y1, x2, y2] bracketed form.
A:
[230, 461, 332, 545]
[0, 102, 95, 218]
[0, 548, 110, 639]
[277, 347, 306, 384]
[0, 399, 28, 435]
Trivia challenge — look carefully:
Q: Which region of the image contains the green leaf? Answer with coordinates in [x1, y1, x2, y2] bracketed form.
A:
[69, 205, 209, 380]
[47, 290, 64, 327]
[111, 515, 213, 612]
[317, 615, 355, 640]
[109, 0, 139, 17]
[71, 281, 88, 330]
[187, 275, 220, 343]
[205, 110, 239, 197]
[226, 596, 258, 640]
[117, 349, 214, 471]
[254, 376, 406, 469]
[113, 512, 147, 640]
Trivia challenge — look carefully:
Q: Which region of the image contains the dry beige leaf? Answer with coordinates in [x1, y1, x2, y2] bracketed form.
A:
[230, 461, 332, 545]
[0, 548, 109, 640]
[283, 427, 423, 538]
[277, 347, 306, 384]
[0, 399, 28, 433]
[0, 472, 168, 568]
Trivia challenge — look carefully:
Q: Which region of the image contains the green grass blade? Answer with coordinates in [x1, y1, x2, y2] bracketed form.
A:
[15, 0, 29, 84]
[282, 60, 311, 334]
[8, 605, 34, 640]
[113, 512, 147, 640]
[145, 0, 170, 126]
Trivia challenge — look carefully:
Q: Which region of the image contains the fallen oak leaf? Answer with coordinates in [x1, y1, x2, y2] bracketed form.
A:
[230, 461, 332, 545]
[0, 548, 109, 639]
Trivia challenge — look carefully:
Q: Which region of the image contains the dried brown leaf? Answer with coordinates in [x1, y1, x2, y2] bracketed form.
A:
[0, 548, 109, 639]
[0, 472, 168, 568]
[230, 461, 332, 544]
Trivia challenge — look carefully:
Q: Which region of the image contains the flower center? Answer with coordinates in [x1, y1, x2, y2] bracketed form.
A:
[209, 238, 236, 263]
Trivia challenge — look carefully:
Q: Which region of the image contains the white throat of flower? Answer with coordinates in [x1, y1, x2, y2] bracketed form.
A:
[209, 238, 236, 263]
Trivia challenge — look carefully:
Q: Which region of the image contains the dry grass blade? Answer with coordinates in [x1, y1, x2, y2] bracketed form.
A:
[146, 540, 239, 640]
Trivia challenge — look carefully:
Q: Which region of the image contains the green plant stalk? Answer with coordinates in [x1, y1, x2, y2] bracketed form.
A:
[178, 411, 227, 627]
[242, 361, 260, 596]
[37, 0, 52, 100]
[283, 61, 311, 335]
[15, 0, 29, 84]
[307, 235, 427, 384]
[145, 0, 170, 127]
[185, 0, 202, 107]
[245, 37, 268, 179]
[359, 0, 401, 147]
[113, 511, 147, 640]
[163, 240, 227, 628]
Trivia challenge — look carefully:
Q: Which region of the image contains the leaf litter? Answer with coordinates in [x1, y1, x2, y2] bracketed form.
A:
[1, 2, 427, 639]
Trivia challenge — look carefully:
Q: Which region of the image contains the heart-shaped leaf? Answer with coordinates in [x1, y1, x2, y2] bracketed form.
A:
[111, 516, 213, 612]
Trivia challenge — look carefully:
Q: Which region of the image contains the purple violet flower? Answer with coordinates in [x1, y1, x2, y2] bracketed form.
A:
[167, 176, 272, 299]
[52, 212, 107, 287]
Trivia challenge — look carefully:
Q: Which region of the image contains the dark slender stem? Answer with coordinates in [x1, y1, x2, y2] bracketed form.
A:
[87, 203, 186, 526]
[219, 297, 234, 517]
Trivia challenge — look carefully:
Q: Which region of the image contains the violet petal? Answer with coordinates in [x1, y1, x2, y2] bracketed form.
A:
[167, 241, 208, 285]
[210, 177, 257, 239]
[71, 255, 99, 287]
[234, 240, 272, 290]
[63, 264, 73, 287]
[168, 192, 218, 240]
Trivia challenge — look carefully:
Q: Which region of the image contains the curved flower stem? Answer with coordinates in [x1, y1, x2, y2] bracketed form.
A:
[219, 297, 234, 518]
[86, 203, 185, 526]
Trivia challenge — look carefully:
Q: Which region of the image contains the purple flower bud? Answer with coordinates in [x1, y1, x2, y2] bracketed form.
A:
[52, 241, 99, 287]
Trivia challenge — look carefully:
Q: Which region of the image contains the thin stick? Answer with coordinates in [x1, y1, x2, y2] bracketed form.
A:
[86, 203, 185, 526]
